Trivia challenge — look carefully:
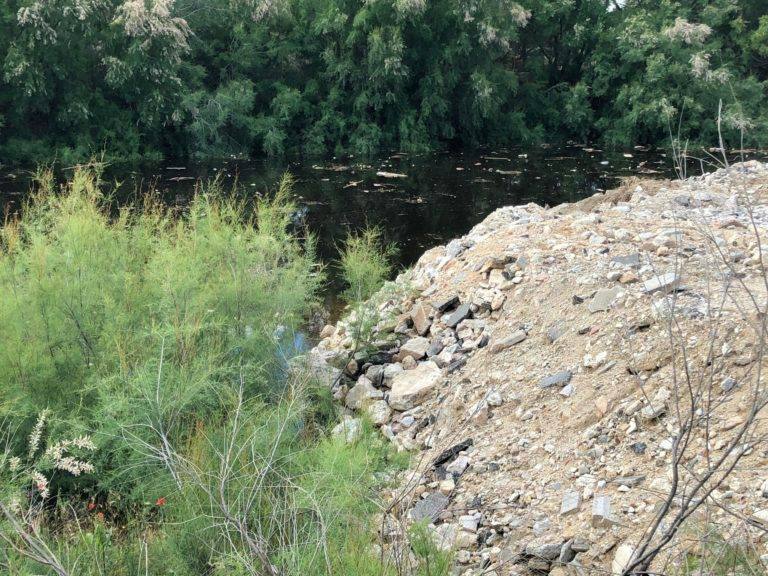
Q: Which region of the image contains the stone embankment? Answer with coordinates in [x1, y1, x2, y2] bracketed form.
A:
[306, 162, 768, 575]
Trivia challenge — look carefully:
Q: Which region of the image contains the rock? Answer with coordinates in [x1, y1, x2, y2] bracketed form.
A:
[588, 287, 624, 313]
[345, 376, 383, 410]
[560, 490, 581, 516]
[610, 475, 645, 488]
[642, 272, 681, 294]
[595, 395, 610, 416]
[367, 400, 392, 425]
[619, 271, 639, 284]
[426, 339, 444, 357]
[382, 363, 404, 386]
[332, 416, 362, 443]
[319, 324, 335, 338]
[458, 515, 478, 532]
[446, 455, 470, 475]
[751, 509, 768, 526]
[446, 303, 472, 328]
[411, 492, 449, 523]
[438, 477, 455, 494]
[388, 361, 442, 410]
[489, 329, 527, 353]
[559, 383, 574, 397]
[640, 402, 666, 421]
[366, 364, 384, 387]
[583, 350, 608, 369]
[612, 544, 635, 575]
[547, 323, 566, 343]
[631, 349, 671, 372]
[433, 294, 460, 312]
[446, 356, 467, 373]
[591, 494, 615, 527]
[486, 390, 503, 406]
[539, 370, 573, 389]
[611, 253, 641, 267]
[721, 376, 737, 393]
[629, 442, 647, 455]
[410, 302, 432, 336]
[525, 542, 563, 561]
[433, 439, 473, 467]
[401, 355, 417, 370]
[399, 336, 430, 360]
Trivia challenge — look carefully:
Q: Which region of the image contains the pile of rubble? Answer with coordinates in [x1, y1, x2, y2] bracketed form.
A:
[306, 161, 768, 575]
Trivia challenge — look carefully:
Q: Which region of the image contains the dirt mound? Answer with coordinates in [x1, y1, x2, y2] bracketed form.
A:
[311, 161, 768, 575]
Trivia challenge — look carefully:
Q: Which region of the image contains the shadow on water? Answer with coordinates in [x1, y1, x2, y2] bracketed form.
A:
[1, 146, 765, 316]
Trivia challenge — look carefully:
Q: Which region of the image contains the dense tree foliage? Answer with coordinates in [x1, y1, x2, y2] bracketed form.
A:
[0, 0, 766, 162]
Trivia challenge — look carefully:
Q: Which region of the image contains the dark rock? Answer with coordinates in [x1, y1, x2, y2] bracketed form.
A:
[426, 339, 444, 357]
[558, 539, 577, 563]
[630, 442, 647, 455]
[365, 364, 384, 387]
[572, 295, 585, 305]
[447, 356, 467, 374]
[446, 303, 472, 328]
[432, 439, 473, 468]
[538, 370, 573, 389]
[433, 295, 460, 313]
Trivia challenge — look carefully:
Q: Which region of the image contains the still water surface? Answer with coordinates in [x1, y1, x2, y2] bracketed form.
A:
[2, 147, 764, 307]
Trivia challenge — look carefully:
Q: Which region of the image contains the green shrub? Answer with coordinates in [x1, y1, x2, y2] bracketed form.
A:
[0, 168, 412, 576]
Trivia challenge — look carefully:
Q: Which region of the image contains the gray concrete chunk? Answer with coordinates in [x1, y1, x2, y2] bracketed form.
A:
[588, 286, 623, 313]
[411, 492, 449, 523]
[591, 494, 615, 527]
[539, 370, 573, 389]
[560, 490, 581, 516]
[642, 272, 681, 295]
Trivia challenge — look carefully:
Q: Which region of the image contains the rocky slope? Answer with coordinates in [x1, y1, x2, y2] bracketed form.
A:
[307, 161, 768, 575]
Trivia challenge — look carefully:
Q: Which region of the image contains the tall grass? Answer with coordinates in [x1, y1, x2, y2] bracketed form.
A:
[0, 168, 410, 575]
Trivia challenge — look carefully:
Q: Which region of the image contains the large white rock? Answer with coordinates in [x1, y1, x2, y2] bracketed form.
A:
[366, 400, 392, 425]
[399, 336, 431, 360]
[612, 544, 635, 575]
[388, 361, 442, 410]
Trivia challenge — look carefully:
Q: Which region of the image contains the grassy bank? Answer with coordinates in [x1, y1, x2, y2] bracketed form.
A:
[0, 167, 409, 575]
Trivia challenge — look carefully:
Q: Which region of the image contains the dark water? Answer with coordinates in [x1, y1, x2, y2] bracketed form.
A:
[1, 146, 765, 310]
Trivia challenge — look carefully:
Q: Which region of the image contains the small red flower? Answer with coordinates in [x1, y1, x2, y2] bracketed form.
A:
[87, 502, 96, 511]
[155, 497, 166, 507]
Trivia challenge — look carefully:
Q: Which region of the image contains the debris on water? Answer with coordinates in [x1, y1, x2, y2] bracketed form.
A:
[376, 171, 407, 178]
[312, 164, 351, 172]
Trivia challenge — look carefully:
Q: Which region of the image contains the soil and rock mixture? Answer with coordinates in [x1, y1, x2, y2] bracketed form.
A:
[305, 161, 768, 575]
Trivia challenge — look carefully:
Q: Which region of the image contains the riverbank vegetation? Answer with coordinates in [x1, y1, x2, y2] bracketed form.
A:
[0, 0, 766, 163]
[0, 168, 425, 575]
